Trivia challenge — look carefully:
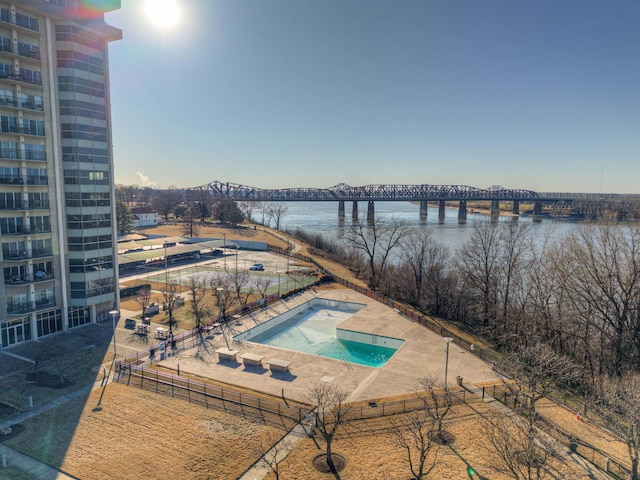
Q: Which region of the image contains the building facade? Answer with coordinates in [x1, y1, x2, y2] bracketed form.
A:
[0, 0, 121, 350]
[130, 206, 158, 227]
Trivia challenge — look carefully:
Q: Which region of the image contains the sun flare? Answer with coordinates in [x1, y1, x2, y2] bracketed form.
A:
[144, 0, 181, 29]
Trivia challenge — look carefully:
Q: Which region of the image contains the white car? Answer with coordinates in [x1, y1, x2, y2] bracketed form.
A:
[249, 263, 264, 271]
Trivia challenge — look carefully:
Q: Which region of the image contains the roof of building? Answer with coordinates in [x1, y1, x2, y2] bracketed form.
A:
[130, 206, 157, 214]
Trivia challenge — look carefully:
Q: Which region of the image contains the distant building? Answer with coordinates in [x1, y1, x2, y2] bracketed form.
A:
[0, 1, 122, 350]
[131, 206, 158, 227]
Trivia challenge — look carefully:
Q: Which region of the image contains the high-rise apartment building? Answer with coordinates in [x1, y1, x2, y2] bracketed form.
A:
[0, 0, 121, 350]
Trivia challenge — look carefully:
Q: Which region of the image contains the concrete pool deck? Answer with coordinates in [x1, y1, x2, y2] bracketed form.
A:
[159, 286, 496, 403]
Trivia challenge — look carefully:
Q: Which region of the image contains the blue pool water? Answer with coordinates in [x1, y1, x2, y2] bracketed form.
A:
[242, 304, 400, 367]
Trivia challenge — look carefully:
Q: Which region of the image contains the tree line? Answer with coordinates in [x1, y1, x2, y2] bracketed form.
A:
[292, 216, 640, 478]
[115, 184, 289, 235]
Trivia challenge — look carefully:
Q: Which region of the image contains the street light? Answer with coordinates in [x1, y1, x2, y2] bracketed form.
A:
[216, 287, 224, 321]
[109, 310, 119, 356]
[223, 233, 226, 270]
[277, 271, 281, 297]
[443, 337, 453, 388]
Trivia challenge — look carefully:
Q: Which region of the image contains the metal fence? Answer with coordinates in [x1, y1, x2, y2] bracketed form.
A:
[484, 383, 632, 479]
[115, 363, 310, 424]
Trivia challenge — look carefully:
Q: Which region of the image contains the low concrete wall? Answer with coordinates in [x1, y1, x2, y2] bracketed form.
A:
[336, 328, 404, 349]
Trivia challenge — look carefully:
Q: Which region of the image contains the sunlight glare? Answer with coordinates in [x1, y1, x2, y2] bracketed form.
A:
[144, 0, 181, 29]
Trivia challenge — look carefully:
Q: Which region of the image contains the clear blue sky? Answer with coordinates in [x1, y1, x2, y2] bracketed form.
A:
[106, 0, 639, 193]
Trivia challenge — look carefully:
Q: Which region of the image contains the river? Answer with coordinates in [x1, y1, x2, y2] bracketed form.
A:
[275, 201, 578, 253]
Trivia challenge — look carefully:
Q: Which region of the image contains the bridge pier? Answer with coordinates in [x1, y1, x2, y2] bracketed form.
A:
[439, 200, 446, 221]
[367, 201, 375, 223]
[420, 200, 428, 219]
[338, 200, 345, 220]
[458, 200, 467, 223]
[490, 200, 500, 222]
[533, 201, 543, 222]
[352, 201, 358, 221]
[512, 200, 520, 215]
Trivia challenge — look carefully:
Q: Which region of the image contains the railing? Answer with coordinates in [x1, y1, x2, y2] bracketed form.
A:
[0, 225, 51, 235]
[0, 175, 24, 185]
[4, 272, 54, 286]
[0, 97, 44, 112]
[115, 363, 311, 424]
[7, 299, 55, 315]
[0, 15, 39, 33]
[483, 383, 631, 479]
[0, 200, 50, 210]
[2, 249, 53, 260]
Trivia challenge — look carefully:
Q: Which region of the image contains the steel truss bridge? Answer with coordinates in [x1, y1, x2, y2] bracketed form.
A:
[191, 181, 616, 203]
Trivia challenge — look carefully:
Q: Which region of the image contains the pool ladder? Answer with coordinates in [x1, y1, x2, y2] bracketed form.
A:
[342, 359, 353, 370]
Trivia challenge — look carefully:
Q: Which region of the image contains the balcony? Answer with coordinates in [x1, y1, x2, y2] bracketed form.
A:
[2, 249, 53, 261]
[0, 43, 40, 61]
[0, 175, 24, 185]
[0, 200, 50, 210]
[5, 271, 54, 286]
[0, 96, 44, 112]
[0, 225, 52, 236]
[7, 299, 56, 315]
[0, 125, 45, 137]
[0, 69, 42, 86]
[27, 175, 48, 186]
[0, 148, 47, 161]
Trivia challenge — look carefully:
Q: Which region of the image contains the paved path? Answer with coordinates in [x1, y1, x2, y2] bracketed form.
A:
[238, 423, 310, 480]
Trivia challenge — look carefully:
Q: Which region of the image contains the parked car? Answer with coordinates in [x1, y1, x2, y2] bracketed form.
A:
[249, 263, 264, 271]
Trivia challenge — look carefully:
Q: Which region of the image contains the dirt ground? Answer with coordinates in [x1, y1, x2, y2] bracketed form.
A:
[3, 382, 293, 480]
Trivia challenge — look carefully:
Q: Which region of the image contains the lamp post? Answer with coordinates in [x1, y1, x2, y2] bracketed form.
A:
[223, 233, 226, 270]
[277, 271, 281, 297]
[216, 287, 223, 321]
[443, 337, 453, 388]
[109, 310, 119, 356]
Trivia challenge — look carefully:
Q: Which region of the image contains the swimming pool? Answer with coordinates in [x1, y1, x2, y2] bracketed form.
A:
[234, 298, 404, 367]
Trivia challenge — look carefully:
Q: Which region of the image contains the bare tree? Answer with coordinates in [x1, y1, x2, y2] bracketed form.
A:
[557, 222, 640, 376]
[250, 431, 293, 480]
[180, 201, 200, 237]
[255, 275, 274, 302]
[455, 221, 502, 328]
[391, 408, 440, 480]
[152, 186, 182, 222]
[498, 342, 579, 419]
[305, 382, 352, 475]
[343, 215, 412, 291]
[397, 230, 450, 312]
[229, 270, 254, 308]
[238, 200, 259, 222]
[266, 202, 289, 230]
[209, 274, 235, 321]
[596, 372, 640, 479]
[161, 278, 180, 336]
[481, 411, 551, 480]
[135, 285, 152, 318]
[415, 376, 456, 443]
[186, 274, 210, 334]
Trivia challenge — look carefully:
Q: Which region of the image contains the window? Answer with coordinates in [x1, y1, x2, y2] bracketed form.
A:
[37, 310, 63, 338]
[0, 217, 25, 234]
[1, 317, 32, 348]
[68, 307, 90, 328]
[2, 241, 27, 259]
[32, 238, 52, 257]
[1, 141, 19, 159]
[24, 143, 46, 161]
[15, 12, 39, 32]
